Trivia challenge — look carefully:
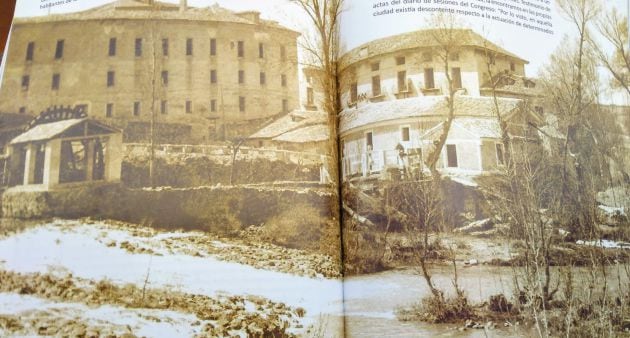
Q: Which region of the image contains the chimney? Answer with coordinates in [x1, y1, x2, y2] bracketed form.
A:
[179, 0, 187, 11]
[236, 11, 261, 24]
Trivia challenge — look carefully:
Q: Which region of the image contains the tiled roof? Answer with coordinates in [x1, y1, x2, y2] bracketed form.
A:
[339, 95, 521, 134]
[249, 110, 328, 140]
[480, 73, 543, 97]
[339, 29, 528, 71]
[13, 1, 297, 34]
[273, 124, 330, 143]
[420, 118, 502, 140]
[10, 118, 118, 144]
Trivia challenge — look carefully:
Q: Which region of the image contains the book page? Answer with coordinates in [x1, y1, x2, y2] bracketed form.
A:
[339, 0, 630, 336]
[0, 0, 343, 337]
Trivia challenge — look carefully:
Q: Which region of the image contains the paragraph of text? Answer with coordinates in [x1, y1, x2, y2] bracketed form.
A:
[373, 0, 554, 35]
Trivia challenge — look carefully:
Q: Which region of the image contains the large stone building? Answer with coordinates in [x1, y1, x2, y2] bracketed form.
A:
[337, 29, 544, 182]
[0, 0, 300, 142]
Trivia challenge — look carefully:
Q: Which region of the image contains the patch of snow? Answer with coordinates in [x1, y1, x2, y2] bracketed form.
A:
[0, 292, 201, 337]
[576, 239, 630, 249]
[598, 205, 626, 216]
[0, 224, 344, 327]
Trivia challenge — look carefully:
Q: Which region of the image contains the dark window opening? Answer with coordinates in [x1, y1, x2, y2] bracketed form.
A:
[26, 42, 35, 61]
[424, 68, 435, 89]
[108, 38, 116, 56]
[451, 67, 462, 89]
[106, 103, 113, 117]
[282, 99, 288, 113]
[239, 70, 245, 84]
[133, 102, 141, 116]
[210, 100, 217, 112]
[55, 40, 64, 59]
[239, 96, 245, 112]
[350, 83, 358, 102]
[259, 43, 264, 58]
[210, 70, 217, 84]
[280, 45, 286, 61]
[135, 38, 142, 57]
[401, 127, 410, 142]
[281, 74, 287, 87]
[21, 75, 30, 90]
[396, 56, 406, 65]
[107, 71, 115, 87]
[237, 41, 244, 57]
[366, 132, 373, 149]
[446, 144, 458, 168]
[371, 62, 379, 71]
[185, 100, 192, 113]
[186, 38, 193, 56]
[372, 75, 381, 96]
[260, 72, 266, 85]
[160, 100, 167, 114]
[210, 38, 216, 56]
[19, 107, 26, 114]
[51, 73, 60, 90]
[397, 71, 407, 92]
[162, 38, 169, 56]
[161, 71, 168, 86]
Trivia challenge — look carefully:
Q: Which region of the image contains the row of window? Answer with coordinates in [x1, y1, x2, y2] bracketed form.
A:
[25, 38, 288, 61]
[361, 129, 505, 168]
[349, 67, 464, 101]
[366, 53, 516, 72]
[20, 70, 290, 91]
[102, 98, 290, 117]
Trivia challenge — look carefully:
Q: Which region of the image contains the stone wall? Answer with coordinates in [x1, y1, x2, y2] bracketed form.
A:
[1, 184, 336, 232]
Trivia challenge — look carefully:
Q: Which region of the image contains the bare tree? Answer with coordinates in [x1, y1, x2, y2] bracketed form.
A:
[594, 7, 630, 96]
[423, 14, 465, 178]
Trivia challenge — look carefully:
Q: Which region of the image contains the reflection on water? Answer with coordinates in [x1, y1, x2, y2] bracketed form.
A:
[343, 264, 628, 337]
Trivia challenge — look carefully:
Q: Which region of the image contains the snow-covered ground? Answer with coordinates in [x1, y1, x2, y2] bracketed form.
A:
[0, 293, 202, 337]
[0, 220, 344, 336]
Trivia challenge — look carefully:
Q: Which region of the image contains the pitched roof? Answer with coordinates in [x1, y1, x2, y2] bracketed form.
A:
[339, 29, 528, 71]
[273, 124, 330, 143]
[339, 95, 522, 134]
[13, 1, 298, 34]
[10, 118, 118, 144]
[249, 110, 327, 139]
[420, 118, 502, 140]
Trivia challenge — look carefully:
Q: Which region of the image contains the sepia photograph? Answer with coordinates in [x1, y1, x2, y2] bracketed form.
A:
[339, 1, 630, 337]
[0, 0, 343, 337]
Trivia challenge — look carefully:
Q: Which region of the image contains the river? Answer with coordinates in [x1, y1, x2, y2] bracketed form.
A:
[343, 264, 629, 337]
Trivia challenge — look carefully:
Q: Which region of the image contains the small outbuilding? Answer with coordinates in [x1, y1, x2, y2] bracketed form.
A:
[6, 112, 122, 191]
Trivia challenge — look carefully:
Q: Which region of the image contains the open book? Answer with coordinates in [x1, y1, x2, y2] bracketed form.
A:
[0, 0, 629, 336]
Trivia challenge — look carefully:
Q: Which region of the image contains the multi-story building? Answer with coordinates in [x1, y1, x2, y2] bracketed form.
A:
[337, 29, 544, 181]
[0, 0, 300, 142]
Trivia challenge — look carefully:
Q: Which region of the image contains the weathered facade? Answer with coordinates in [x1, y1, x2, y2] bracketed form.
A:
[338, 29, 528, 110]
[338, 29, 543, 182]
[0, 0, 300, 142]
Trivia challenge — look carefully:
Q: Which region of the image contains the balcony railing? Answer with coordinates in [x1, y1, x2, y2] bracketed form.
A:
[341, 149, 424, 180]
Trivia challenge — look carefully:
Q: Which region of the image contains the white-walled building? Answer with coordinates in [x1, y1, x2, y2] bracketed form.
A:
[337, 29, 544, 182]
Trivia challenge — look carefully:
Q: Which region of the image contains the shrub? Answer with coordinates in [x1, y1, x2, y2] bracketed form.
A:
[262, 203, 324, 252]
